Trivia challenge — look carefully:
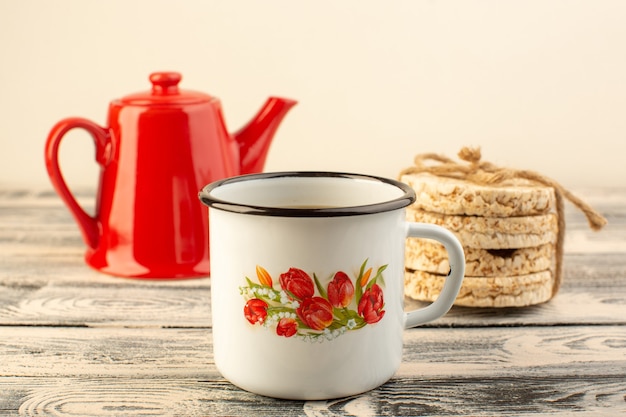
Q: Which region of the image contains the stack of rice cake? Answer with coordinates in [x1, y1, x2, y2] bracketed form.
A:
[401, 172, 559, 307]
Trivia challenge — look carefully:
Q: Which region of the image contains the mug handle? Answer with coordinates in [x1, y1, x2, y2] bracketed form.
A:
[404, 222, 465, 328]
[44, 117, 110, 250]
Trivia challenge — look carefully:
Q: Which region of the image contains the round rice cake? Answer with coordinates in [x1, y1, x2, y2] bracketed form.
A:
[400, 172, 556, 217]
[406, 208, 558, 249]
[406, 240, 555, 277]
[404, 269, 553, 307]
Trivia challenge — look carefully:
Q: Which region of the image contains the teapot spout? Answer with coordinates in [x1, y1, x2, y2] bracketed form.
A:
[234, 97, 297, 175]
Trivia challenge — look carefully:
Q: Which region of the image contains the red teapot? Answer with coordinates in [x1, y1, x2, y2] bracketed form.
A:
[45, 71, 296, 278]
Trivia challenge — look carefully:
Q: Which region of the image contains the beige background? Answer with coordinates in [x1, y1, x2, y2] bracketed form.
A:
[1, 0, 625, 190]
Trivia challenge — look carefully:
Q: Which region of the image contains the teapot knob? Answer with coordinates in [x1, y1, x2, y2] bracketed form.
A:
[150, 72, 182, 95]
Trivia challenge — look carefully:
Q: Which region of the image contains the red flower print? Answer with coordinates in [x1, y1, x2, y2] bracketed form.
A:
[276, 318, 298, 337]
[241, 261, 388, 341]
[244, 298, 268, 325]
[297, 297, 334, 331]
[327, 271, 355, 308]
[358, 284, 385, 324]
[279, 268, 315, 300]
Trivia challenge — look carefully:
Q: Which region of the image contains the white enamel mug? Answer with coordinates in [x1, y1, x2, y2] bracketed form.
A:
[199, 172, 465, 400]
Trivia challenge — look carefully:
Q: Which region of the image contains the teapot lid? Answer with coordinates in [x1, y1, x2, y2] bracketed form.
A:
[118, 72, 213, 105]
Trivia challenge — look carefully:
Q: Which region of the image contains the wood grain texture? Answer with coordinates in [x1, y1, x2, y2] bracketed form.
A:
[0, 375, 624, 417]
[1, 188, 625, 416]
[1, 274, 623, 329]
[1, 326, 624, 416]
[1, 326, 624, 378]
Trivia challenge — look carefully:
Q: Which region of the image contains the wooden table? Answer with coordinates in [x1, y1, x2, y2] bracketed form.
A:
[1, 188, 625, 416]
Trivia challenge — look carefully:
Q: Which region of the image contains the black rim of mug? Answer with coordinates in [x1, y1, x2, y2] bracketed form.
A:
[198, 171, 416, 217]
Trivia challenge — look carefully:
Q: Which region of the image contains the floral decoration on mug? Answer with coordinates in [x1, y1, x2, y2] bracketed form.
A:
[240, 259, 387, 342]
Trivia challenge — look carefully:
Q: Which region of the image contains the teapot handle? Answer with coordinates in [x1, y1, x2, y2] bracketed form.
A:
[44, 118, 110, 250]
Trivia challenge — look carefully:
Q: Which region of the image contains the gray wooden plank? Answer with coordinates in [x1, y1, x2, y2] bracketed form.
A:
[1, 326, 624, 379]
[0, 375, 623, 416]
[1, 286, 622, 328]
[1, 189, 625, 254]
[1, 254, 624, 328]
[1, 253, 624, 328]
[0, 280, 210, 327]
